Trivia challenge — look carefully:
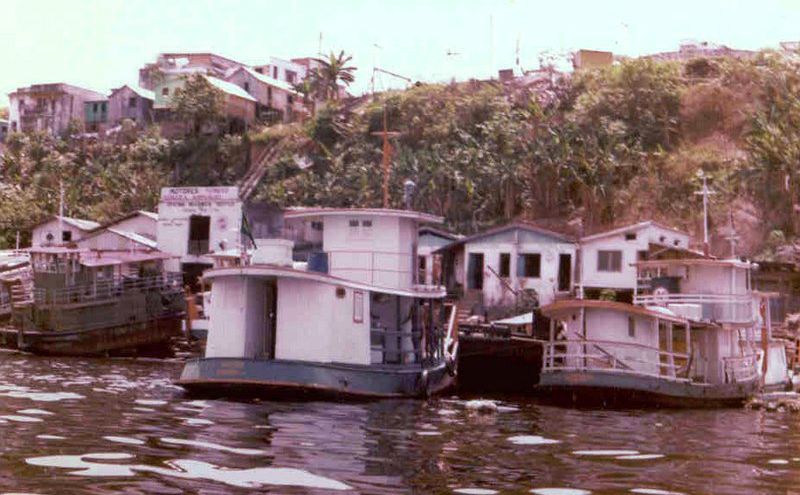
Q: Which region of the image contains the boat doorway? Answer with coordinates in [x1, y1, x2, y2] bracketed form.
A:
[558, 254, 571, 292]
[467, 253, 484, 290]
[262, 279, 277, 359]
[181, 262, 212, 293]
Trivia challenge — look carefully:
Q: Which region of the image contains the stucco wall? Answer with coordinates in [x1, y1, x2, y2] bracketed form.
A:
[32, 219, 88, 247]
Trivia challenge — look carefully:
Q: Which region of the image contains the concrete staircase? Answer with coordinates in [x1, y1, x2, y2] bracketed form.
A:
[457, 290, 484, 322]
[238, 141, 287, 201]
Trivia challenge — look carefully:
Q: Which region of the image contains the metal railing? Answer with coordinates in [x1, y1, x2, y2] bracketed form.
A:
[634, 293, 754, 323]
[723, 355, 759, 384]
[33, 272, 183, 306]
[542, 339, 692, 382]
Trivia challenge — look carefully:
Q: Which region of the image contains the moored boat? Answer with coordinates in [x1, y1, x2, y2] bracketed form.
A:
[9, 247, 185, 356]
[178, 208, 459, 399]
[538, 256, 776, 407]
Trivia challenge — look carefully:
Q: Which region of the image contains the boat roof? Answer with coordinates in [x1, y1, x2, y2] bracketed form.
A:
[580, 220, 689, 243]
[203, 264, 447, 298]
[78, 251, 173, 267]
[284, 207, 444, 224]
[634, 258, 753, 269]
[540, 299, 689, 324]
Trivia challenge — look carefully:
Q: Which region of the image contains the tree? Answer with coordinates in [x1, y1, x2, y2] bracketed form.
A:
[310, 50, 356, 101]
[0, 107, 8, 120]
[172, 74, 225, 134]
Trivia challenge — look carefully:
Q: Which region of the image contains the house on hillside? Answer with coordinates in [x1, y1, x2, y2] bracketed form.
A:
[84, 98, 109, 132]
[226, 67, 302, 123]
[138, 52, 246, 90]
[74, 210, 158, 252]
[0, 119, 8, 142]
[418, 226, 460, 286]
[435, 222, 577, 308]
[108, 85, 154, 126]
[8, 83, 106, 135]
[578, 220, 691, 300]
[31, 216, 101, 247]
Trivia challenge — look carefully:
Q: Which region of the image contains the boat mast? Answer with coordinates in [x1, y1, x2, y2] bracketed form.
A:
[58, 180, 65, 245]
[370, 105, 401, 208]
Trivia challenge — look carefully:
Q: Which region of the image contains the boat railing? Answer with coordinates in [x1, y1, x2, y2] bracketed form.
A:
[542, 339, 692, 382]
[722, 355, 759, 384]
[33, 272, 184, 306]
[370, 328, 424, 364]
[633, 293, 754, 324]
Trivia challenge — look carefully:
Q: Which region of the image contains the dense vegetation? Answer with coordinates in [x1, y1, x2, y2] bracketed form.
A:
[2, 51, 800, 257]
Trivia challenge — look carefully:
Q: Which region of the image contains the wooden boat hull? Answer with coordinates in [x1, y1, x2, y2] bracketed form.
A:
[18, 315, 183, 356]
[178, 357, 456, 399]
[457, 335, 542, 393]
[537, 369, 759, 408]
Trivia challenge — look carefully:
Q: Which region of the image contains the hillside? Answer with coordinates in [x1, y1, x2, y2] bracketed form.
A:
[3, 51, 800, 258]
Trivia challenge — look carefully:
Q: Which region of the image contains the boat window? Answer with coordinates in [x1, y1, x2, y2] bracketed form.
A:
[517, 253, 541, 278]
[597, 250, 622, 272]
[499, 253, 510, 277]
[625, 232, 637, 241]
[310, 221, 323, 231]
[348, 219, 359, 228]
[362, 220, 372, 228]
[628, 316, 635, 337]
[62, 230, 72, 242]
[353, 290, 364, 323]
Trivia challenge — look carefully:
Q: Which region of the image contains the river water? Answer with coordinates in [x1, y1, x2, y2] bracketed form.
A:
[0, 352, 795, 494]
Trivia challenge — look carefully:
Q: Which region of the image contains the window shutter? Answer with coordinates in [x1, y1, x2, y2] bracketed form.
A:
[517, 255, 526, 277]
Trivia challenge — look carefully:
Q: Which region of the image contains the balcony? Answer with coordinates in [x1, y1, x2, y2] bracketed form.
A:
[634, 293, 754, 324]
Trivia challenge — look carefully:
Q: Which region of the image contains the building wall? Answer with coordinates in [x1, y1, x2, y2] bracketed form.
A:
[9, 84, 106, 135]
[205, 277, 266, 358]
[156, 187, 242, 272]
[76, 230, 148, 251]
[225, 70, 296, 121]
[464, 229, 576, 306]
[110, 214, 157, 239]
[274, 278, 370, 365]
[580, 225, 690, 291]
[222, 93, 256, 124]
[32, 219, 89, 247]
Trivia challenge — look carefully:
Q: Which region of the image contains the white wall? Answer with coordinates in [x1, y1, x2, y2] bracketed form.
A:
[580, 225, 690, 291]
[465, 234, 575, 306]
[77, 230, 146, 251]
[275, 278, 370, 365]
[32, 219, 88, 247]
[322, 215, 416, 290]
[156, 187, 242, 272]
[111, 214, 157, 239]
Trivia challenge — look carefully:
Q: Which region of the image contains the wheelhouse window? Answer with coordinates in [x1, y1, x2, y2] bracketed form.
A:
[517, 253, 541, 278]
[499, 253, 511, 277]
[597, 250, 622, 272]
[62, 230, 72, 242]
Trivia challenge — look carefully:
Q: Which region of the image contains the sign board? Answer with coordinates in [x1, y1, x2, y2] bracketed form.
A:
[159, 187, 240, 205]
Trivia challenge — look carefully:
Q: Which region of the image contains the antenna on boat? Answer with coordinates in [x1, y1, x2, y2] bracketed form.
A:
[370, 105, 401, 208]
[58, 180, 65, 245]
[694, 173, 716, 256]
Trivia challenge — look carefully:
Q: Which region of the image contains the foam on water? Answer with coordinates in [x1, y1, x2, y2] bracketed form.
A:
[453, 488, 499, 495]
[134, 399, 167, 406]
[104, 436, 145, 446]
[36, 435, 65, 440]
[160, 437, 267, 455]
[179, 417, 214, 426]
[531, 489, 591, 495]
[572, 450, 639, 457]
[0, 415, 43, 423]
[630, 489, 686, 495]
[508, 435, 560, 446]
[616, 454, 664, 460]
[16, 409, 53, 416]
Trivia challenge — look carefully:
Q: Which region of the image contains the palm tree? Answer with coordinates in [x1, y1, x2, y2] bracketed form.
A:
[311, 50, 356, 101]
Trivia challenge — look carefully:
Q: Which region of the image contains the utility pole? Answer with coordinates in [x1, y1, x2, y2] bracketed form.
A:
[370, 106, 401, 208]
[724, 208, 740, 258]
[694, 174, 716, 256]
[58, 180, 65, 245]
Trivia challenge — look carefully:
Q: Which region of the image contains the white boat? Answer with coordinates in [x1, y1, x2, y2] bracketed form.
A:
[538, 255, 780, 407]
[178, 208, 459, 399]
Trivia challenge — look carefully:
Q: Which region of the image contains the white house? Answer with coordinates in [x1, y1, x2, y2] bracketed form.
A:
[102, 211, 158, 240]
[436, 222, 577, 308]
[156, 187, 242, 287]
[578, 220, 691, 298]
[31, 216, 100, 247]
[417, 226, 460, 286]
[76, 228, 157, 251]
[225, 67, 302, 123]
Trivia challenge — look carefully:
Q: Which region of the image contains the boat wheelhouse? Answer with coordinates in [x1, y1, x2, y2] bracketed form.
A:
[538, 255, 778, 407]
[178, 208, 459, 399]
[10, 247, 185, 355]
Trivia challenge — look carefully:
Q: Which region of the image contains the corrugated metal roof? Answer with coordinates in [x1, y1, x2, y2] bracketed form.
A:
[107, 228, 158, 249]
[205, 76, 257, 102]
[59, 216, 101, 231]
[240, 67, 299, 94]
[128, 85, 155, 101]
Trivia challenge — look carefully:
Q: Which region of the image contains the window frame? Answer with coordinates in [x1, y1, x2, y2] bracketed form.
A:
[597, 250, 623, 272]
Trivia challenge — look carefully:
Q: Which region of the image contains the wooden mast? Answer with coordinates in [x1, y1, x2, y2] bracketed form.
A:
[370, 106, 400, 208]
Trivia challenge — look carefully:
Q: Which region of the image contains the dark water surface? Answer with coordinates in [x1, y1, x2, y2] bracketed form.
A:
[0, 352, 795, 494]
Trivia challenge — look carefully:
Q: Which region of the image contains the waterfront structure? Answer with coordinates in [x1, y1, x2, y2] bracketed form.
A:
[578, 221, 691, 301]
[178, 207, 459, 398]
[31, 216, 100, 248]
[107, 85, 154, 127]
[10, 247, 184, 355]
[417, 227, 460, 286]
[436, 221, 577, 309]
[156, 187, 243, 288]
[8, 83, 106, 135]
[538, 251, 783, 407]
[225, 66, 302, 123]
